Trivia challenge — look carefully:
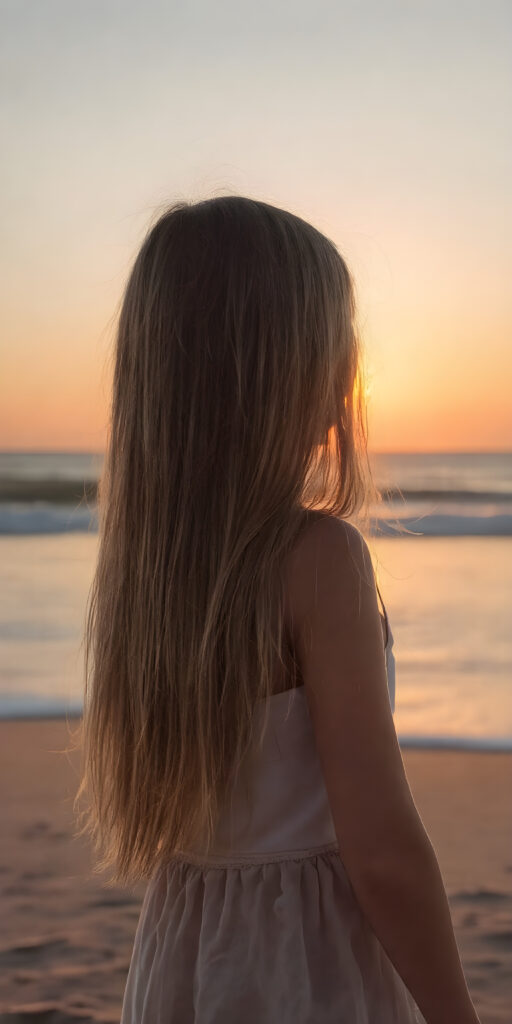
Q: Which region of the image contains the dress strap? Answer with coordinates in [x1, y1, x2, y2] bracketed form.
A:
[375, 580, 390, 648]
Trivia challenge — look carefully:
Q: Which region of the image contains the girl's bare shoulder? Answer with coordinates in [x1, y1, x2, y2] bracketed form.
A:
[282, 511, 374, 641]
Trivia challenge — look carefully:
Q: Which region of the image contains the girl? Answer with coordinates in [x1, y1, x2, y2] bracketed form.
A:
[76, 196, 481, 1023]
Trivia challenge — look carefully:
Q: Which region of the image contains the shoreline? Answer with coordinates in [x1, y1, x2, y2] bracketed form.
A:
[1, 713, 511, 753]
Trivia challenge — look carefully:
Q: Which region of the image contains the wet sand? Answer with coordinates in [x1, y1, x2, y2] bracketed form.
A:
[0, 719, 511, 1023]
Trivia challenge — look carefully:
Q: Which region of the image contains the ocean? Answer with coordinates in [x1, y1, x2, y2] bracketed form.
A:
[0, 451, 511, 750]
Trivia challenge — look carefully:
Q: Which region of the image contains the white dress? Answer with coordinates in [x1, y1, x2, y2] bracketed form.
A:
[121, 621, 427, 1022]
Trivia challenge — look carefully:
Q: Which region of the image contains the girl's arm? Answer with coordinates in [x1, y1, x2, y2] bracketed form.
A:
[284, 515, 481, 1024]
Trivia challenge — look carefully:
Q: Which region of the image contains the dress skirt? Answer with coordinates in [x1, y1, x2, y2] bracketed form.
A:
[121, 843, 426, 1023]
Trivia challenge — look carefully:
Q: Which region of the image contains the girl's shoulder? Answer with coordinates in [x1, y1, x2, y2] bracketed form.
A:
[288, 509, 370, 567]
[282, 511, 375, 644]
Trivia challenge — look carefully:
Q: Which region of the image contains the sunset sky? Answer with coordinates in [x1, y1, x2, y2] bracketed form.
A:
[1, 1, 510, 453]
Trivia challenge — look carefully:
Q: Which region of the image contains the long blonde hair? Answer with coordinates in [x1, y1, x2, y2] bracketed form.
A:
[74, 195, 379, 885]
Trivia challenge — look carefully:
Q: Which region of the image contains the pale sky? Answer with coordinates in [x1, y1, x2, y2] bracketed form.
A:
[1, 0, 511, 452]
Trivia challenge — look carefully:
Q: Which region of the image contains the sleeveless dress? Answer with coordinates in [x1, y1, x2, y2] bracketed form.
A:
[121, 620, 427, 1023]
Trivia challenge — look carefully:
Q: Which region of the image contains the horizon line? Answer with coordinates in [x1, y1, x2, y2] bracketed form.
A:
[1, 447, 511, 457]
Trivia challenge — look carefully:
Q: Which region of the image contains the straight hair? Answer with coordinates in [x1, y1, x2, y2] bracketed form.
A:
[73, 195, 381, 885]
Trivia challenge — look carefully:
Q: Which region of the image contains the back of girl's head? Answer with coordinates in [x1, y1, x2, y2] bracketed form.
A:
[74, 194, 377, 884]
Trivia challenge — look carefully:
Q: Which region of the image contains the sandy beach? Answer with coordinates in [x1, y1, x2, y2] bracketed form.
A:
[1, 719, 511, 1023]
